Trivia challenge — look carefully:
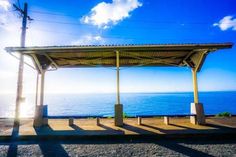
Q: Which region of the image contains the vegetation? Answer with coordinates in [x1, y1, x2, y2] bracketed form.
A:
[123, 112, 129, 118]
[215, 112, 231, 117]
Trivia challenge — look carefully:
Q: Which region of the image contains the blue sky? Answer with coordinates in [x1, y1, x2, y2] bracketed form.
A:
[0, 0, 236, 94]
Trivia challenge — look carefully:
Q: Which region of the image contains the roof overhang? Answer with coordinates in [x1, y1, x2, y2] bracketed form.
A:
[5, 43, 233, 73]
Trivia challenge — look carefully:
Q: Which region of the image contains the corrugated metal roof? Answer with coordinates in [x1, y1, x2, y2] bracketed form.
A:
[5, 43, 233, 72]
[5, 42, 233, 50]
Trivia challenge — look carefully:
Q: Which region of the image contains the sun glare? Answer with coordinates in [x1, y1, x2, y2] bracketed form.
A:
[19, 98, 34, 118]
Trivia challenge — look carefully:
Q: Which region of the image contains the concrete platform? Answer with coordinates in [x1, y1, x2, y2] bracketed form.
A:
[0, 117, 236, 140]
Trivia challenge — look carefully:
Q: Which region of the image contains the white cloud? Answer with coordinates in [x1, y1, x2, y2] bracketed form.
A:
[81, 0, 142, 29]
[0, 11, 21, 43]
[0, 0, 10, 11]
[0, 0, 20, 32]
[71, 35, 105, 45]
[213, 16, 236, 31]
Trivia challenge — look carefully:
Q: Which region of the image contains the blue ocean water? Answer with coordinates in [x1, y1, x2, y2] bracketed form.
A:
[0, 92, 235, 118]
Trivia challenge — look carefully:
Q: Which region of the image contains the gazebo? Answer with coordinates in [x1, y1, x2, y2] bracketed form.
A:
[5, 43, 233, 127]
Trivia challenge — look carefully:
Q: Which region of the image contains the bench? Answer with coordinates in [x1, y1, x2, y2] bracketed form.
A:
[135, 114, 197, 125]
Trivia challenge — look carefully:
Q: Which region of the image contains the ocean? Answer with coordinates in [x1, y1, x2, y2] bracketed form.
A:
[0, 92, 236, 118]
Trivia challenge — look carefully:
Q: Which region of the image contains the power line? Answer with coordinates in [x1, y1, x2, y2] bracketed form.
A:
[34, 19, 84, 26]
[24, 15, 217, 41]
[13, 3, 33, 21]
[32, 27, 214, 41]
[29, 10, 78, 18]
[18, 11, 204, 31]
[20, 9, 221, 42]
[29, 10, 217, 25]
[25, 9, 222, 33]
[33, 28, 135, 40]
[15, 0, 22, 9]
[34, 16, 214, 25]
[33, 19, 212, 32]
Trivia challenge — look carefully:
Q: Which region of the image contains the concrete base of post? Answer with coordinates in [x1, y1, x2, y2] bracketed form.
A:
[69, 118, 74, 126]
[115, 104, 123, 126]
[33, 105, 43, 127]
[138, 117, 142, 125]
[13, 118, 20, 127]
[43, 118, 48, 126]
[96, 117, 100, 126]
[190, 115, 197, 125]
[190, 103, 205, 125]
[164, 116, 169, 125]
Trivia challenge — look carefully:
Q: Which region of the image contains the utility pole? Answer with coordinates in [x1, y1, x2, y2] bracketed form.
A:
[13, 3, 31, 126]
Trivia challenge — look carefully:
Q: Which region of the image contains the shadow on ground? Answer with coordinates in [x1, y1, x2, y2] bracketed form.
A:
[1, 136, 236, 157]
[1, 121, 236, 157]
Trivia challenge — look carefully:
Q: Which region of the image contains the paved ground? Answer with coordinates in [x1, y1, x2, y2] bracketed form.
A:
[0, 117, 236, 156]
[0, 138, 235, 156]
[1, 117, 236, 137]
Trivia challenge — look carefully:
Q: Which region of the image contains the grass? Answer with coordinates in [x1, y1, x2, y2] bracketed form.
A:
[215, 112, 231, 117]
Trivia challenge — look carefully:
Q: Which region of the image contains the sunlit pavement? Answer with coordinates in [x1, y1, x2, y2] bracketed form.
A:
[0, 117, 236, 138]
[0, 117, 236, 156]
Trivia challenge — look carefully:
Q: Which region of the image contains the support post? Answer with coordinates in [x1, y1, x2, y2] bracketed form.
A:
[14, 3, 28, 126]
[69, 118, 74, 126]
[35, 73, 39, 106]
[40, 70, 45, 106]
[96, 117, 100, 126]
[192, 69, 199, 103]
[33, 70, 46, 127]
[138, 117, 142, 125]
[116, 51, 120, 105]
[190, 68, 205, 125]
[114, 51, 123, 126]
[164, 116, 169, 125]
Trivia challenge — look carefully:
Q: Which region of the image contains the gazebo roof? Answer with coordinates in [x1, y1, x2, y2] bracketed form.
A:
[5, 43, 233, 72]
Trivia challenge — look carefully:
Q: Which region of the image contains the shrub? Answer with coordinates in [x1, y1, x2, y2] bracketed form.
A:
[123, 112, 129, 118]
[215, 112, 231, 117]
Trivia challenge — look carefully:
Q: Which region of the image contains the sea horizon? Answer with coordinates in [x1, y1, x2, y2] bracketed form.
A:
[0, 91, 236, 118]
[1, 90, 236, 95]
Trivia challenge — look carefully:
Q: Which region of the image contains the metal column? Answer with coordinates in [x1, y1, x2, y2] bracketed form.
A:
[116, 51, 120, 104]
[114, 51, 123, 126]
[40, 70, 45, 106]
[33, 70, 46, 127]
[192, 68, 199, 103]
[35, 73, 39, 106]
[190, 68, 205, 125]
